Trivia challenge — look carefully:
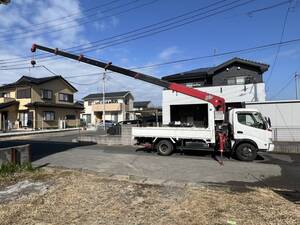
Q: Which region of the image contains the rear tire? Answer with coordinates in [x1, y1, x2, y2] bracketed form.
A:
[235, 143, 257, 161]
[156, 139, 174, 156]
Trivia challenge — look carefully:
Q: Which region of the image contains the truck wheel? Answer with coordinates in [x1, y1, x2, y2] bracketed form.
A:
[235, 143, 257, 161]
[156, 140, 174, 156]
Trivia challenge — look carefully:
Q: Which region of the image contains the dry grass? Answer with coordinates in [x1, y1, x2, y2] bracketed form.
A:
[0, 168, 299, 225]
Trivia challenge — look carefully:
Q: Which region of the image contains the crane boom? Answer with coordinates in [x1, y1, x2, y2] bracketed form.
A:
[31, 44, 225, 112]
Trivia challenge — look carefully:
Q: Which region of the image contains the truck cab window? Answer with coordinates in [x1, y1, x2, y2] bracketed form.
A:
[237, 112, 266, 130]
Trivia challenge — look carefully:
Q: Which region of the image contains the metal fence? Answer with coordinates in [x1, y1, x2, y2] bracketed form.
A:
[1, 119, 83, 132]
[272, 127, 300, 142]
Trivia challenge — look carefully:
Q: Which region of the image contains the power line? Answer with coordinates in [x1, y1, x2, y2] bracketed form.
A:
[0, 0, 147, 41]
[2, 36, 300, 74]
[47, 37, 300, 80]
[269, 74, 294, 99]
[265, 0, 292, 86]
[247, 0, 292, 16]
[0, 0, 232, 64]
[0, 0, 255, 67]
[0, 0, 122, 34]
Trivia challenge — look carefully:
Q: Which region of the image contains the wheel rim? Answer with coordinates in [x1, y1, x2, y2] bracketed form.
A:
[241, 146, 253, 158]
[159, 144, 169, 153]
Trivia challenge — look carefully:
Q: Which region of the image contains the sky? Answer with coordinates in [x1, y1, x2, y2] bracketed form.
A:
[0, 0, 300, 106]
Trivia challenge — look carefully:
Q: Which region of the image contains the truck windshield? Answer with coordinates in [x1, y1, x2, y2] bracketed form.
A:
[237, 112, 266, 130]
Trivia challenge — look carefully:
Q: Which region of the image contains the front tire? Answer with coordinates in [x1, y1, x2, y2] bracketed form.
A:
[156, 139, 174, 156]
[235, 143, 257, 161]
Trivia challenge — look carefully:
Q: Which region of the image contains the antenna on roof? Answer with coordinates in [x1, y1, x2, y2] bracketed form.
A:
[213, 48, 217, 66]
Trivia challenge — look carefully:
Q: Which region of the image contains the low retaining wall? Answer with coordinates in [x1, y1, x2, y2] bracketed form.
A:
[273, 141, 300, 154]
[76, 126, 135, 146]
[0, 144, 31, 165]
[77, 135, 135, 145]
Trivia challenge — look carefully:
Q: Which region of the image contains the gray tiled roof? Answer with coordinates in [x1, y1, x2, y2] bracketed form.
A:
[0, 75, 77, 91]
[162, 57, 269, 81]
[133, 101, 151, 108]
[83, 91, 131, 100]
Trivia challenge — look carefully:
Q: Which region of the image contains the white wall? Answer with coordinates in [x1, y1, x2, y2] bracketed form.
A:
[246, 101, 300, 127]
[198, 83, 266, 102]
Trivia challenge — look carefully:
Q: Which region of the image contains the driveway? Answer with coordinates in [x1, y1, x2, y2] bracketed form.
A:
[1, 132, 300, 191]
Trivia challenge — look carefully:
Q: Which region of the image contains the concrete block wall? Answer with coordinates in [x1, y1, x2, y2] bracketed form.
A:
[0, 144, 31, 165]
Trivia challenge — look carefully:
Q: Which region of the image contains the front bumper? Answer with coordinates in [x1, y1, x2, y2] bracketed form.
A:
[267, 143, 275, 152]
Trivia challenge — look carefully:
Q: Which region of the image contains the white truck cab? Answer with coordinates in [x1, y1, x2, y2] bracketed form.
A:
[228, 108, 274, 160]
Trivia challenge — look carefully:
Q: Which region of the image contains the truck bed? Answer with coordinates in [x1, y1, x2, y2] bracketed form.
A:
[132, 126, 215, 143]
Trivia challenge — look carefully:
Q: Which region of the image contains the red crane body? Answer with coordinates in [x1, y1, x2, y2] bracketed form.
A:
[31, 44, 225, 112]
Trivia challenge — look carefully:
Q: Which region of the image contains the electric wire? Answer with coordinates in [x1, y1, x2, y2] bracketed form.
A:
[0, 0, 122, 34]
[0, 0, 249, 65]
[0, 0, 149, 41]
[265, 0, 292, 86]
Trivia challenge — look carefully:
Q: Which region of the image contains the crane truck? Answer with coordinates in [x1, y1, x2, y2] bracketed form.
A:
[31, 44, 274, 161]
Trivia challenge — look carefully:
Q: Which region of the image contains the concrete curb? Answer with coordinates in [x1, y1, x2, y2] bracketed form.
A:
[0, 128, 80, 139]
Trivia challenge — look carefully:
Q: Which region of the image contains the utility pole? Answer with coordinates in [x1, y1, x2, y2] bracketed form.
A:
[102, 72, 106, 130]
[295, 72, 299, 100]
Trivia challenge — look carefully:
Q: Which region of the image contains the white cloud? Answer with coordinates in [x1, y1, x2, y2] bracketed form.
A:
[159, 46, 180, 60]
[0, 1, 161, 106]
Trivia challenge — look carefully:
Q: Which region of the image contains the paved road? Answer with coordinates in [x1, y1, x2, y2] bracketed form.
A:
[1, 131, 300, 191]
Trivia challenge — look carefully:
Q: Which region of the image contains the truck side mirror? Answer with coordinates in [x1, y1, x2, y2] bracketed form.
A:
[267, 117, 271, 127]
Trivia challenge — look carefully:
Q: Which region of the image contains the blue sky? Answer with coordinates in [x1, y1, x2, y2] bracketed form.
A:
[0, 0, 300, 105]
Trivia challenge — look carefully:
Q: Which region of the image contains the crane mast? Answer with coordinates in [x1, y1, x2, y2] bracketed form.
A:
[31, 44, 226, 114]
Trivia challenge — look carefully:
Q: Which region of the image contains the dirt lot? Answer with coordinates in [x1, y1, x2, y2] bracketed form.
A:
[0, 168, 299, 225]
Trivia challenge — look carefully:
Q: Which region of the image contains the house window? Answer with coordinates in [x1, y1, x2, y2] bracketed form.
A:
[65, 115, 76, 120]
[19, 112, 28, 127]
[59, 93, 73, 103]
[226, 78, 236, 85]
[41, 89, 53, 100]
[226, 76, 247, 85]
[1, 92, 10, 97]
[185, 82, 204, 87]
[88, 100, 92, 106]
[82, 114, 91, 123]
[16, 88, 31, 99]
[43, 111, 55, 121]
[236, 77, 245, 85]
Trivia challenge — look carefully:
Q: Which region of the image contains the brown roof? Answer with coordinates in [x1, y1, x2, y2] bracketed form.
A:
[25, 102, 84, 109]
[0, 75, 78, 92]
[0, 100, 19, 110]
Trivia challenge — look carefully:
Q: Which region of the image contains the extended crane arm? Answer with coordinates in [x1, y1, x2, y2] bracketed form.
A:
[31, 44, 225, 112]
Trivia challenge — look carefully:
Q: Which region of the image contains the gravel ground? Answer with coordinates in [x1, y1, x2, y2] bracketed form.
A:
[0, 168, 299, 225]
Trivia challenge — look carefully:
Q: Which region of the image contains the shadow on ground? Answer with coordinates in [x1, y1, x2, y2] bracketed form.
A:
[0, 140, 95, 161]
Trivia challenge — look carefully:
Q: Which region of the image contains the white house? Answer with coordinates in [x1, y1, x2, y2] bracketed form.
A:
[82, 91, 134, 126]
[161, 57, 269, 125]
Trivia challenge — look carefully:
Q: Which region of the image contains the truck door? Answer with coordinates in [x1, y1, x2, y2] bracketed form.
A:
[233, 111, 269, 150]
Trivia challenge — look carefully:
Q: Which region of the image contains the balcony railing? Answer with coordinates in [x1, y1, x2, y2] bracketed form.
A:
[0, 97, 15, 104]
[92, 103, 122, 112]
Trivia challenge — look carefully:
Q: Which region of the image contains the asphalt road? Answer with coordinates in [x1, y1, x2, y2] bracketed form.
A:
[1, 131, 300, 192]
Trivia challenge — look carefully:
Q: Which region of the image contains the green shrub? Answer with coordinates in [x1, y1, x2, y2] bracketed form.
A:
[0, 162, 35, 176]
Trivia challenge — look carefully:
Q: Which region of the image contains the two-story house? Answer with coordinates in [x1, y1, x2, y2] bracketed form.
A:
[82, 91, 134, 126]
[161, 57, 269, 125]
[133, 101, 152, 111]
[0, 75, 83, 131]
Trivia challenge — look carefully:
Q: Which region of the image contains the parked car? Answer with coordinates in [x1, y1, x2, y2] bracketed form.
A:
[98, 120, 114, 128]
[107, 120, 142, 135]
[117, 120, 142, 126]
